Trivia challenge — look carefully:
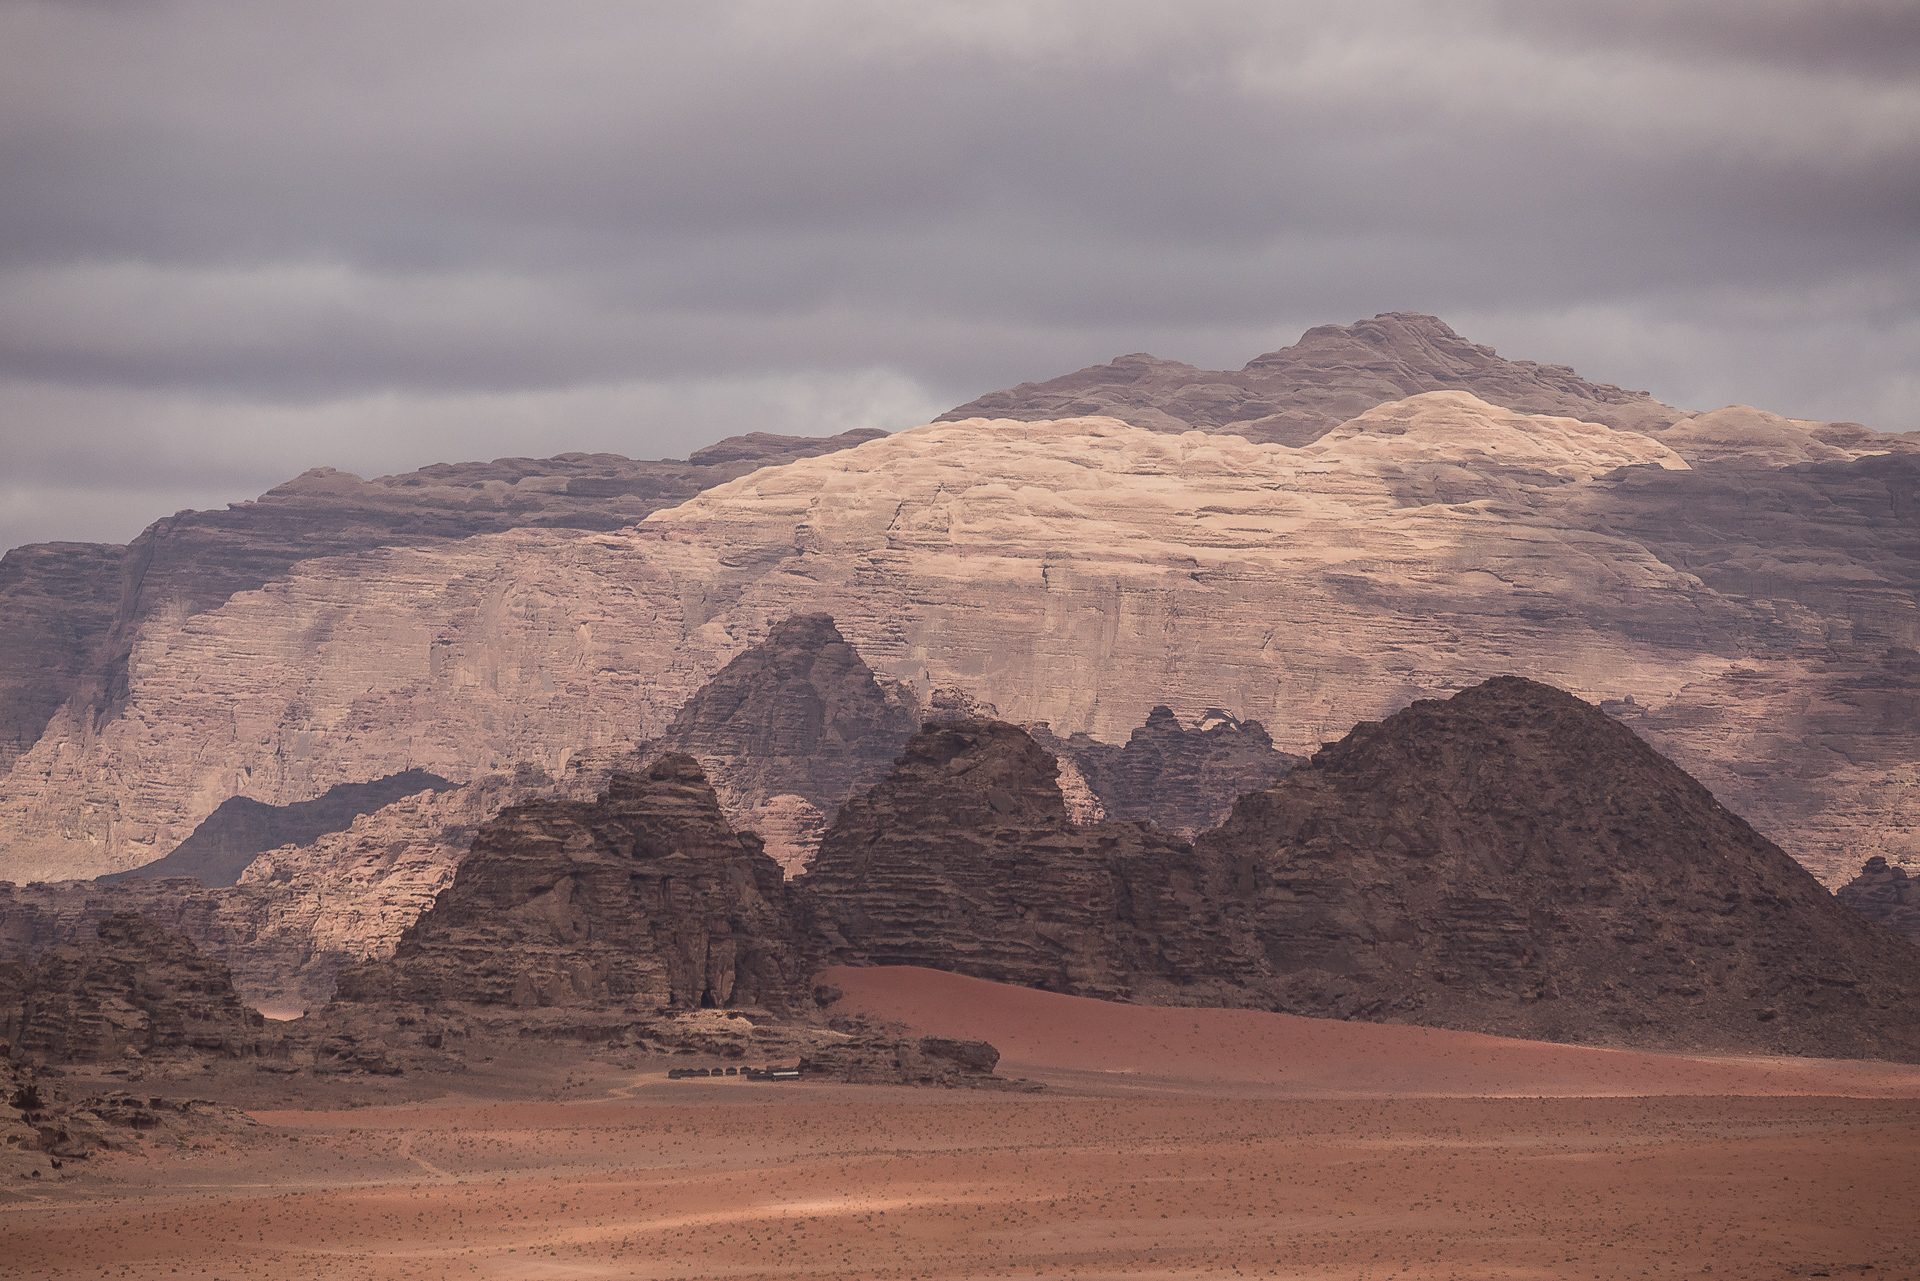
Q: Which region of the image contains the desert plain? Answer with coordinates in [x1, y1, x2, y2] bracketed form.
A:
[4, 967, 1917, 1281]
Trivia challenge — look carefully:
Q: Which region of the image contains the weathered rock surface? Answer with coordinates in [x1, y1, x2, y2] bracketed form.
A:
[103, 769, 456, 888]
[797, 720, 1255, 1006]
[1837, 857, 1920, 946]
[0, 426, 881, 793]
[0, 914, 266, 1063]
[333, 754, 803, 1012]
[5, 387, 1918, 893]
[637, 613, 921, 874]
[940, 312, 1693, 445]
[1032, 706, 1302, 838]
[1195, 677, 1920, 1059]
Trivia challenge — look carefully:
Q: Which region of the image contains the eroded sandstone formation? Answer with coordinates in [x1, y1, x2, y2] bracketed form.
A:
[1195, 677, 1920, 1059]
[1032, 706, 1301, 838]
[638, 613, 921, 874]
[1837, 857, 1920, 946]
[0, 914, 266, 1063]
[333, 754, 803, 1012]
[797, 720, 1254, 1006]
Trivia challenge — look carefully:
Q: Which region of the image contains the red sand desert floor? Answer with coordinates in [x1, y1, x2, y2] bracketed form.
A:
[5, 966, 1918, 1280]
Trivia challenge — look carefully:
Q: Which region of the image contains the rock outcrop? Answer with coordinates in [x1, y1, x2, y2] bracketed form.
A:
[0, 426, 882, 778]
[638, 613, 921, 875]
[0, 914, 266, 1063]
[103, 769, 456, 888]
[1033, 706, 1302, 838]
[939, 312, 1692, 445]
[333, 754, 803, 1012]
[6, 381, 1919, 896]
[797, 720, 1254, 1006]
[1837, 857, 1920, 946]
[1195, 677, 1920, 1059]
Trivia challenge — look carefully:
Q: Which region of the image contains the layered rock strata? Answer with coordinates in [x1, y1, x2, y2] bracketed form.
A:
[1195, 677, 1920, 1059]
[0, 426, 882, 778]
[797, 720, 1255, 1006]
[0, 914, 266, 1063]
[1032, 706, 1302, 838]
[333, 753, 803, 1012]
[6, 388, 1918, 891]
[1837, 857, 1920, 945]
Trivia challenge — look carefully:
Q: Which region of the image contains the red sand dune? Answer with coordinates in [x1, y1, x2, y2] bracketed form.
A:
[820, 964, 1920, 1097]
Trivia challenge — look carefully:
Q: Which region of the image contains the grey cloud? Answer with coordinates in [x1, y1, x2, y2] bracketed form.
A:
[1, 0, 1916, 550]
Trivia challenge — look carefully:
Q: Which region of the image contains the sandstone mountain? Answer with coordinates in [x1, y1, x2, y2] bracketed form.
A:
[635, 613, 921, 875]
[0, 426, 883, 778]
[796, 720, 1251, 1006]
[1193, 677, 1920, 1060]
[1837, 857, 1920, 946]
[799, 686, 1920, 1060]
[333, 753, 803, 1012]
[1031, 707, 1301, 838]
[103, 769, 455, 887]
[939, 312, 1693, 445]
[0, 913, 266, 1063]
[6, 389, 1916, 893]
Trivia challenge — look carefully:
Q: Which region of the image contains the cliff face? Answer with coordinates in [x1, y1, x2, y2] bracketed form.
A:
[0, 426, 882, 825]
[1837, 857, 1920, 946]
[0, 913, 266, 1062]
[333, 754, 804, 1012]
[1033, 707, 1302, 838]
[796, 720, 1254, 1005]
[6, 385, 1918, 892]
[1196, 677, 1920, 1059]
[939, 313, 1693, 445]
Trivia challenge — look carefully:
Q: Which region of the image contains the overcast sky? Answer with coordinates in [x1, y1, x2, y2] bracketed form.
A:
[3, 0, 1916, 552]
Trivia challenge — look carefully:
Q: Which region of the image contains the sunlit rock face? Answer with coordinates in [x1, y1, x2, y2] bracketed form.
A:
[0, 389, 1913, 890]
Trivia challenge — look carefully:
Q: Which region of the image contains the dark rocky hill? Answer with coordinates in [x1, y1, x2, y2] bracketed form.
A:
[0, 913, 265, 1062]
[940, 312, 1689, 445]
[1837, 857, 1920, 946]
[796, 720, 1255, 1006]
[1196, 676, 1920, 1059]
[333, 753, 803, 1012]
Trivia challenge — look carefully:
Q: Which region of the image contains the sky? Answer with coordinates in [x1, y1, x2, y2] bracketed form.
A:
[2, 0, 1916, 552]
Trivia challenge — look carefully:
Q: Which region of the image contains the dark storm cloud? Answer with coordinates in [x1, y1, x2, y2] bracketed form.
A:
[2, 0, 1915, 551]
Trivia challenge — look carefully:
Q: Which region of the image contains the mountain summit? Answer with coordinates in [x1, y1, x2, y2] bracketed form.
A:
[939, 312, 1688, 445]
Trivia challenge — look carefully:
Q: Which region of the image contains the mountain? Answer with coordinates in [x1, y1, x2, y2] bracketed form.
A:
[0, 427, 884, 778]
[801, 683, 1920, 1059]
[1837, 857, 1920, 946]
[637, 612, 922, 874]
[939, 312, 1694, 444]
[6, 387, 1916, 892]
[1030, 706, 1301, 837]
[796, 719, 1251, 1005]
[1193, 677, 1920, 1059]
[333, 753, 803, 1012]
